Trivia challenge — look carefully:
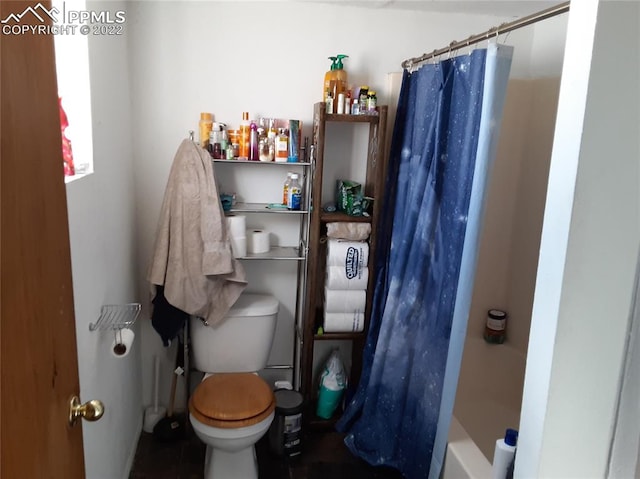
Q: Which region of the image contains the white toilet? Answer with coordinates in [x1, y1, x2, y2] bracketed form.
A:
[188, 293, 279, 479]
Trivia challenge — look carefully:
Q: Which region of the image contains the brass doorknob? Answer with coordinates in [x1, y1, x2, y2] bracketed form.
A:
[68, 395, 105, 427]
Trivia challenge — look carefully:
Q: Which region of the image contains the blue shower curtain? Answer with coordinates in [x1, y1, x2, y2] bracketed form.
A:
[337, 44, 513, 479]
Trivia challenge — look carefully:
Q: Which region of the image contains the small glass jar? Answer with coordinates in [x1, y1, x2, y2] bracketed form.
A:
[483, 309, 507, 344]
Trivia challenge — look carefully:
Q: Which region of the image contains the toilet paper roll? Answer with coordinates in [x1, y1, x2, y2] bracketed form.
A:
[230, 236, 247, 258]
[323, 311, 365, 332]
[226, 215, 246, 238]
[326, 240, 369, 272]
[111, 328, 135, 358]
[326, 222, 371, 241]
[247, 229, 270, 254]
[324, 288, 366, 313]
[326, 266, 369, 290]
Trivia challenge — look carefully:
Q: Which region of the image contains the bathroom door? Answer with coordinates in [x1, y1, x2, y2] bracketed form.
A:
[1, 1, 86, 477]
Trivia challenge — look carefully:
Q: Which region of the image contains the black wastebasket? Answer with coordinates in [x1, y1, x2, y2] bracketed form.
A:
[268, 389, 303, 457]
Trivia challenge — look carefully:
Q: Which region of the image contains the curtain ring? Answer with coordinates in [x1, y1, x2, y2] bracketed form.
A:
[447, 41, 456, 59]
[486, 27, 498, 48]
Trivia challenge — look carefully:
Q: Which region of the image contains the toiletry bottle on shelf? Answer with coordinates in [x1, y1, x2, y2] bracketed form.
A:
[323, 57, 336, 100]
[492, 429, 518, 479]
[323, 55, 349, 102]
[337, 93, 345, 114]
[358, 86, 369, 114]
[288, 120, 300, 162]
[239, 112, 250, 160]
[210, 122, 222, 159]
[283, 172, 293, 206]
[351, 98, 360, 115]
[276, 128, 289, 162]
[287, 173, 301, 210]
[267, 118, 277, 143]
[199, 112, 213, 149]
[219, 123, 228, 153]
[484, 309, 507, 344]
[367, 90, 377, 112]
[333, 54, 349, 100]
[249, 121, 259, 161]
[325, 92, 334, 114]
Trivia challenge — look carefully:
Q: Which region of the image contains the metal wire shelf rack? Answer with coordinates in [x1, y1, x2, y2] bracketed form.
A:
[89, 303, 141, 331]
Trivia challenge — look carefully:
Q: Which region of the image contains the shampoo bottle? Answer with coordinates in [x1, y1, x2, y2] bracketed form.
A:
[323, 56, 337, 101]
[492, 428, 518, 479]
[323, 54, 348, 102]
[332, 54, 349, 101]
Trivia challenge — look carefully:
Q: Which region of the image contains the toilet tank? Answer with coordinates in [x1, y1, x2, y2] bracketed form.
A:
[190, 294, 279, 373]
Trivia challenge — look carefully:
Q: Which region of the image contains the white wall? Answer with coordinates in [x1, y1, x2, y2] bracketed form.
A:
[66, 1, 139, 478]
[127, 1, 520, 410]
[518, 1, 640, 476]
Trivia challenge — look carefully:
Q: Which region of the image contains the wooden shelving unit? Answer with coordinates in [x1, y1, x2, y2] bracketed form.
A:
[300, 102, 389, 428]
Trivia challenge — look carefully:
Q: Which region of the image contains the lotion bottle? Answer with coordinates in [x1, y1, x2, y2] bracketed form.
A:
[492, 428, 518, 479]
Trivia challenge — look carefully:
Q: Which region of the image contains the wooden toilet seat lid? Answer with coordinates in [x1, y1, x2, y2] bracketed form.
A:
[189, 373, 275, 429]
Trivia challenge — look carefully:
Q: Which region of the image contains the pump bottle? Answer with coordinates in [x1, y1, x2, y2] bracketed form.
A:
[323, 54, 349, 103]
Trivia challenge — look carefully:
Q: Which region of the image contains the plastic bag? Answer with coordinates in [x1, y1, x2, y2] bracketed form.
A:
[316, 349, 346, 419]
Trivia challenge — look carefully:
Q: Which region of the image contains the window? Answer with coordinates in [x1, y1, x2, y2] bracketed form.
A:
[52, 0, 93, 182]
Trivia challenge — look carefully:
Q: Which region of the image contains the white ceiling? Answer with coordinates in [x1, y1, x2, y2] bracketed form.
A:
[305, 1, 565, 18]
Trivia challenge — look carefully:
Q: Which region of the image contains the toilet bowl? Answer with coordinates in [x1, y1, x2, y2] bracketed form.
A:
[188, 294, 279, 479]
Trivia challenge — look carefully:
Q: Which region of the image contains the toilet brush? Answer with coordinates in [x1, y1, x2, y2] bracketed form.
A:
[153, 340, 185, 442]
[143, 355, 166, 433]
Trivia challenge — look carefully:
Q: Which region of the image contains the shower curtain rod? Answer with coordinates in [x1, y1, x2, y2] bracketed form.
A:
[401, 1, 570, 69]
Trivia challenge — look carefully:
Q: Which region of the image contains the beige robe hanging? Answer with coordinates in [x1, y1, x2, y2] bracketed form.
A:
[148, 139, 246, 325]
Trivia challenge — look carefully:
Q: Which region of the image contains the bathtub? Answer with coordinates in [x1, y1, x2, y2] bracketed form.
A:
[442, 337, 526, 478]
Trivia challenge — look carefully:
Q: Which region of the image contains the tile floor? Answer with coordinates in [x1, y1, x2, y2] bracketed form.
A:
[129, 419, 404, 479]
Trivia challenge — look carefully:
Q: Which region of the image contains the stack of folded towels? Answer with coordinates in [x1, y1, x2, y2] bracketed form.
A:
[323, 222, 371, 333]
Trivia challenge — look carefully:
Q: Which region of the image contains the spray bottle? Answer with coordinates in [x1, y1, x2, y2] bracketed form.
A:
[323, 54, 349, 103]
